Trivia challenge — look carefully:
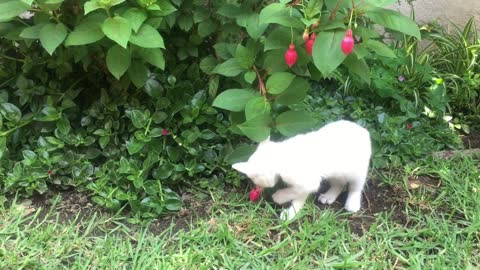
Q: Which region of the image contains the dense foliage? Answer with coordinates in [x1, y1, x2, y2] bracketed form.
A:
[0, 0, 466, 217]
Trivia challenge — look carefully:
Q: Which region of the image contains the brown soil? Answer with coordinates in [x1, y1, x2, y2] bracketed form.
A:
[461, 132, 480, 148]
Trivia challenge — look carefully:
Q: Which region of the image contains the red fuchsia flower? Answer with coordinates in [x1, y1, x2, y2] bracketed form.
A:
[162, 129, 169, 136]
[407, 123, 412, 130]
[306, 33, 316, 56]
[341, 29, 355, 55]
[249, 186, 263, 202]
[47, 170, 53, 175]
[284, 44, 298, 68]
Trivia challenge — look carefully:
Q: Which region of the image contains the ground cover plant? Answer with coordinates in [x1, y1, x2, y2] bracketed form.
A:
[1, 154, 479, 269]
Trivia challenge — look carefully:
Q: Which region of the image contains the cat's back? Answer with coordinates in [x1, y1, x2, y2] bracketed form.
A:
[305, 120, 370, 152]
[318, 120, 369, 140]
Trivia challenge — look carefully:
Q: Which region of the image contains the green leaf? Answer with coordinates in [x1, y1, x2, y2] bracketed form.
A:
[212, 88, 256, 112]
[39, 23, 68, 55]
[165, 198, 182, 211]
[150, 1, 177, 16]
[275, 77, 309, 105]
[198, 19, 217, 38]
[264, 27, 291, 51]
[136, 48, 164, 70]
[128, 61, 148, 88]
[263, 49, 288, 72]
[312, 30, 346, 76]
[244, 71, 256, 84]
[106, 45, 131, 79]
[0, 1, 31, 22]
[126, 109, 147, 128]
[200, 56, 217, 74]
[129, 24, 164, 48]
[56, 116, 71, 135]
[238, 114, 271, 142]
[177, 15, 193, 31]
[83, 0, 102, 15]
[344, 54, 370, 84]
[266, 72, 296, 94]
[235, 44, 255, 69]
[22, 150, 37, 165]
[122, 8, 147, 32]
[99, 136, 110, 148]
[363, 0, 398, 8]
[224, 144, 256, 164]
[0, 137, 6, 159]
[102, 16, 131, 48]
[324, 0, 359, 9]
[212, 58, 245, 77]
[126, 139, 145, 155]
[259, 3, 303, 29]
[365, 39, 397, 58]
[276, 110, 315, 136]
[0, 103, 21, 122]
[20, 24, 45, 39]
[245, 97, 270, 120]
[245, 13, 267, 39]
[35, 106, 60, 121]
[65, 15, 105, 46]
[366, 8, 421, 39]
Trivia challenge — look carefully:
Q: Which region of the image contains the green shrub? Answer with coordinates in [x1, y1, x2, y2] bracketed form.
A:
[1, 0, 456, 217]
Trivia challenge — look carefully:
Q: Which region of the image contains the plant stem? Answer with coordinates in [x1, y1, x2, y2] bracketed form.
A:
[252, 65, 266, 96]
[0, 54, 25, 63]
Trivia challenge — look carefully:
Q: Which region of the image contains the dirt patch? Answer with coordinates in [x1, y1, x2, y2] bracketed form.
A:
[461, 132, 480, 148]
[12, 178, 426, 237]
[148, 190, 214, 235]
[311, 179, 409, 235]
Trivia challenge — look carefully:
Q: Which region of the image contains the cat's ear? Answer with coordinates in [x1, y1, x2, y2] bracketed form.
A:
[232, 162, 252, 175]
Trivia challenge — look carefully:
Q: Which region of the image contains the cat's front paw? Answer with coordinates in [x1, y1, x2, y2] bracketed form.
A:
[279, 207, 298, 221]
[318, 193, 337, 205]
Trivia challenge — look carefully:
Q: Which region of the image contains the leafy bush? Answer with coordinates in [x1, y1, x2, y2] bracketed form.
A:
[0, 0, 459, 216]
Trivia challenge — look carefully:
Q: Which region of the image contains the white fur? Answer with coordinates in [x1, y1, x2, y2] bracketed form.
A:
[232, 120, 371, 220]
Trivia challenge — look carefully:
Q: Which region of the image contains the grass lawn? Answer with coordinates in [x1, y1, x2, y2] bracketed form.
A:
[1, 155, 479, 269]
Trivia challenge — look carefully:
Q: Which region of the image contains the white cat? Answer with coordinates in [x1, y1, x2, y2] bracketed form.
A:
[232, 120, 372, 220]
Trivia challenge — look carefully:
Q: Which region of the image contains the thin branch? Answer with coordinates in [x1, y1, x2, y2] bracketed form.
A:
[252, 65, 266, 96]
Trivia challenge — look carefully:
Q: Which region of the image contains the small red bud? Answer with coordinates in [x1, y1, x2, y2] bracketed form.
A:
[284, 44, 298, 68]
[302, 30, 309, 42]
[341, 29, 355, 55]
[162, 129, 169, 136]
[407, 123, 412, 130]
[47, 170, 53, 175]
[306, 34, 316, 56]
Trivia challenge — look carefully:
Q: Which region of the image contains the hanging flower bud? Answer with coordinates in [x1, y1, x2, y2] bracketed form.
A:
[306, 33, 316, 56]
[302, 30, 309, 42]
[284, 44, 298, 68]
[341, 29, 355, 55]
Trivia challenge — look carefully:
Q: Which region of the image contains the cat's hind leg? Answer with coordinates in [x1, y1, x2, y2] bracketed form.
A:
[344, 176, 366, 212]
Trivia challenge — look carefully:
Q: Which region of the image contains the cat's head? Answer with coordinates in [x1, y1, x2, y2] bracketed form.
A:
[232, 138, 278, 188]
